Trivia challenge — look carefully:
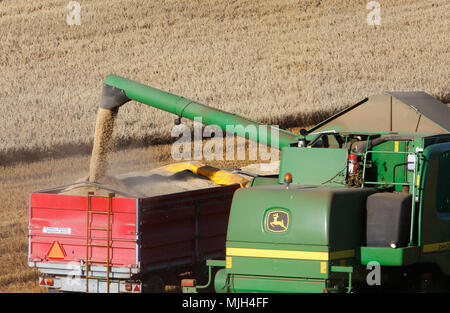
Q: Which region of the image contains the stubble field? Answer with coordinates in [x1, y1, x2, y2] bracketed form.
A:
[0, 0, 448, 292]
[0, 0, 448, 163]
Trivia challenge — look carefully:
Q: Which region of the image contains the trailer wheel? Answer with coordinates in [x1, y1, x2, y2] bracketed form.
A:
[143, 275, 164, 293]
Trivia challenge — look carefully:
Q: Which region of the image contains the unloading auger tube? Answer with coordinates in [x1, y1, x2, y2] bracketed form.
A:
[99, 74, 300, 148]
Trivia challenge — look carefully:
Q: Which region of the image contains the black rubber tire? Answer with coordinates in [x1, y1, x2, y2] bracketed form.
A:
[143, 275, 164, 293]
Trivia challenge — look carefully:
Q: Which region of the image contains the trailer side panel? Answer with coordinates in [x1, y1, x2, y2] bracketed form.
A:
[29, 193, 138, 268]
[139, 184, 239, 271]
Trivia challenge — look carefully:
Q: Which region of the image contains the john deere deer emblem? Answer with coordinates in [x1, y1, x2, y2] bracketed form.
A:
[266, 209, 289, 233]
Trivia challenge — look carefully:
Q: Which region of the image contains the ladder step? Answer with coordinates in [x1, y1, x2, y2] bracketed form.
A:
[86, 276, 109, 280]
[87, 211, 109, 215]
[88, 227, 109, 231]
[87, 260, 109, 264]
[87, 244, 109, 247]
[88, 194, 114, 199]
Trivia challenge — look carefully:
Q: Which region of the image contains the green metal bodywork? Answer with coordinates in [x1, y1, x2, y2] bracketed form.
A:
[227, 186, 374, 248]
[219, 185, 375, 292]
[214, 134, 450, 292]
[360, 246, 421, 266]
[367, 141, 408, 191]
[215, 269, 327, 293]
[278, 147, 348, 185]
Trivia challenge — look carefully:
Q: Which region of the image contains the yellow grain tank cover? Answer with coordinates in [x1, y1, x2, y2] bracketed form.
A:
[165, 162, 250, 187]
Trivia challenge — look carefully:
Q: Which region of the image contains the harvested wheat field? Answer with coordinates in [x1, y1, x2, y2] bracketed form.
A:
[0, 0, 448, 292]
[0, 0, 449, 163]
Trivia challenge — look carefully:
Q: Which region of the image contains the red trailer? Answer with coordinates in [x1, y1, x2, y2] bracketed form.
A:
[28, 183, 240, 293]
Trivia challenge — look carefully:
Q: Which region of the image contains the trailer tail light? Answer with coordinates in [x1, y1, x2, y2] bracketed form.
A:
[39, 278, 54, 287]
[347, 154, 357, 177]
[124, 283, 141, 292]
[181, 279, 196, 287]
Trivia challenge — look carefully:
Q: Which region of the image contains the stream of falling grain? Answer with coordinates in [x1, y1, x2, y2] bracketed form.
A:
[89, 107, 118, 182]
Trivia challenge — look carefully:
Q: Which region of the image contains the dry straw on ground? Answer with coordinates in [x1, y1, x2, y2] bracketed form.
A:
[0, 0, 448, 164]
[0, 0, 448, 292]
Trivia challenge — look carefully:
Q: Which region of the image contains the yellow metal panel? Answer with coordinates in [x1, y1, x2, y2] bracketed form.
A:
[165, 162, 250, 186]
[226, 247, 329, 261]
[226, 257, 232, 269]
[423, 241, 450, 253]
[320, 262, 327, 274]
[329, 249, 355, 260]
[226, 247, 356, 261]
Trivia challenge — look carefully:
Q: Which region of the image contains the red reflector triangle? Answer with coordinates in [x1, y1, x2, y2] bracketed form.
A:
[134, 285, 140, 292]
[47, 241, 65, 259]
[40, 279, 46, 285]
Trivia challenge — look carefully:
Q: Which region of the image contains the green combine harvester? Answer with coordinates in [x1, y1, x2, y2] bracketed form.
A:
[100, 74, 450, 293]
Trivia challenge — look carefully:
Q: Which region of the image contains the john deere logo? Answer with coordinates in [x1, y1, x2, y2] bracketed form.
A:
[266, 209, 289, 233]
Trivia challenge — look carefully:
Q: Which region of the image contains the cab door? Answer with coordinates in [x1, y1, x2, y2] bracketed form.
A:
[420, 142, 450, 274]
